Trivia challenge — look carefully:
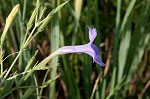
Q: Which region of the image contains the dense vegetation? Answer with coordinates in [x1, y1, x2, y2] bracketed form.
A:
[0, 0, 149, 99]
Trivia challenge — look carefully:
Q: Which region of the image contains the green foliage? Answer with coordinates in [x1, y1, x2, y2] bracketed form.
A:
[0, 0, 150, 99]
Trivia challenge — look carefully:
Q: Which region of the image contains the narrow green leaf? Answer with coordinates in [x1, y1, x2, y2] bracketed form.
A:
[49, 1, 60, 99]
[0, 80, 14, 98]
[21, 87, 35, 99]
[118, 15, 132, 82]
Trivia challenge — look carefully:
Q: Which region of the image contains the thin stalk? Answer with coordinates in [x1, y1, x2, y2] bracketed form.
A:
[0, 25, 8, 80]
[21, 29, 29, 49]
[4, 24, 37, 79]
[23, 0, 27, 21]
[5, 49, 58, 81]
[33, 74, 40, 99]
[112, 0, 121, 68]
[0, 48, 3, 80]
[23, 26, 37, 48]
[4, 50, 23, 79]
[6, 68, 33, 81]
[39, 69, 50, 96]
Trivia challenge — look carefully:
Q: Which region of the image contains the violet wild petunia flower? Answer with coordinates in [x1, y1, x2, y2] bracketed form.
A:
[57, 26, 105, 66]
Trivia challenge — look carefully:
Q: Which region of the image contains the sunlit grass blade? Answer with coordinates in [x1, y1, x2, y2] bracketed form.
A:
[117, 0, 136, 82]
[118, 15, 132, 82]
[106, 76, 126, 99]
[112, 0, 122, 69]
[75, 0, 82, 20]
[49, 2, 60, 99]
[124, 0, 150, 80]
[21, 86, 35, 99]
[100, 78, 106, 99]
[110, 67, 116, 93]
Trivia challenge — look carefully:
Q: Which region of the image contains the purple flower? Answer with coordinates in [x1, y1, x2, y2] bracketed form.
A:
[58, 26, 105, 66]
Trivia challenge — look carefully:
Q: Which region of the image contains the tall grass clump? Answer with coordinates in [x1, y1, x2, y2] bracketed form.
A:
[0, 0, 150, 99]
[0, 0, 68, 98]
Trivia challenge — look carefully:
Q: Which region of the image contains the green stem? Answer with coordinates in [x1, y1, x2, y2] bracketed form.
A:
[0, 47, 3, 81]
[4, 50, 23, 79]
[23, 26, 37, 48]
[4, 24, 37, 79]
[0, 25, 9, 80]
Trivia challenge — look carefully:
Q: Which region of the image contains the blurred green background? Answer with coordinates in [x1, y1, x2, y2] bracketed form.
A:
[0, 0, 150, 99]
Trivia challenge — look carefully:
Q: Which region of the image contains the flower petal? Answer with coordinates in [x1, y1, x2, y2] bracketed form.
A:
[94, 55, 106, 66]
[84, 44, 105, 66]
[88, 26, 97, 43]
[57, 26, 105, 67]
[58, 44, 88, 54]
